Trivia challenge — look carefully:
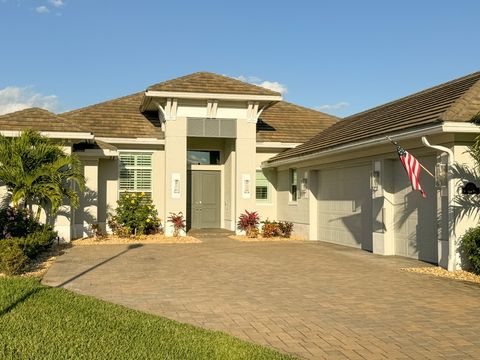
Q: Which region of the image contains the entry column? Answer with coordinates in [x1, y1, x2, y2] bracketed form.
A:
[235, 119, 256, 233]
[164, 114, 187, 236]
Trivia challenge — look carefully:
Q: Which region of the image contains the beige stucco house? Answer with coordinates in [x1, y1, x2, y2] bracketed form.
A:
[0, 71, 336, 239]
[1, 70, 479, 271]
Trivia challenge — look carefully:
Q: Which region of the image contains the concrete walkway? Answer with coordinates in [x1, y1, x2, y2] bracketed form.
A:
[43, 233, 480, 359]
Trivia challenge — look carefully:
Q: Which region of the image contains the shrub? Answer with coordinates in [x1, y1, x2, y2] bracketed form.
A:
[90, 223, 106, 240]
[460, 227, 480, 275]
[0, 241, 28, 275]
[261, 219, 280, 238]
[107, 215, 131, 237]
[0, 206, 41, 239]
[237, 210, 260, 238]
[278, 221, 294, 238]
[113, 192, 162, 236]
[168, 212, 186, 237]
[14, 228, 57, 259]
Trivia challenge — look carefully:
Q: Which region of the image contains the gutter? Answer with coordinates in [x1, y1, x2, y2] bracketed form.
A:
[0, 130, 95, 140]
[262, 122, 480, 168]
[421, 136, 456, 272]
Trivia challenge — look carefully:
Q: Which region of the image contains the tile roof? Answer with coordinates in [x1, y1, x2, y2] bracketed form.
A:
[61, 92, 163, 139]
[148, 72, 281, 96]
[268, 71, 480, 163]
[0, 108, 88, 133]
[257, 101, 338, 143]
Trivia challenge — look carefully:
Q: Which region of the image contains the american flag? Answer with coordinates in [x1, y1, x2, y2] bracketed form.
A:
[396, 144, 426, 198]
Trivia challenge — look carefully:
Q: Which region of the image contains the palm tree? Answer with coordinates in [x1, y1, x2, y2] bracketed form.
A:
[451, 112, 480, 224]
[0, 130, 85, 220]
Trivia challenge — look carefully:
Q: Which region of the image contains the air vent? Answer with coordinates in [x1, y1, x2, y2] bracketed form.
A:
[187, 118, 236, 138]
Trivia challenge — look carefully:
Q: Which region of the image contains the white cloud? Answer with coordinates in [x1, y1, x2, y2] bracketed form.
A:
[35, 5, 49, 13]
[234, 75, 288, 94]
[0, 86, 59, 115]
[49, 0, 64, 7]
[257, 81, 287, 95]
[316, 102, 350, 112]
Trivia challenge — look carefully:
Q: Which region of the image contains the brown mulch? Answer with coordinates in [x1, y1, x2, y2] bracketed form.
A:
[229, 235, 305, 242]
[72, 234, 201, 246]
[402, 266, 480, 284]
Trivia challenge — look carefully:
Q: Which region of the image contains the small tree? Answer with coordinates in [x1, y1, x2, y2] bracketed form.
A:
[113, 192, 161, 236]
[0, 130, 85, 220]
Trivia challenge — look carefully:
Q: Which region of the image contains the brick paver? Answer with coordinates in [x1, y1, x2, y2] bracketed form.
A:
[43, 232, 480, 359]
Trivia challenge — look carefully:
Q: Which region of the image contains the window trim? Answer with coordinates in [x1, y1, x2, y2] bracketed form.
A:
[289, 168, 298, 203]
[118, 152, 153, 198]
[255, 170, 271, 204]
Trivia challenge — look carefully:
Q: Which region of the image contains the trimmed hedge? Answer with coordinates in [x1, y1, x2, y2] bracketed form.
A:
[0, 229, 57, 275]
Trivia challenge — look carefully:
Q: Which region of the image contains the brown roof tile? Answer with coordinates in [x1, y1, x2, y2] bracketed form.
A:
[0, 108, 88, 133]
[148, 72, 281, 96]
[61, 92, 163, 139]
[257, 101, 338, 143]
[268, 71, 480, 163]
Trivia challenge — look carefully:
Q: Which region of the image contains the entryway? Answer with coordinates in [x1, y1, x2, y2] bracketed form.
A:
[187, 170, 221, 230]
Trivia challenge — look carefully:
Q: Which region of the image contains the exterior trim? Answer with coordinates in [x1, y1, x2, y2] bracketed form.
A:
[95, 137, 165, 145]
[0, 130, 94, 140]
[256, 142, 301, 149]
[145, 90, 283, 102]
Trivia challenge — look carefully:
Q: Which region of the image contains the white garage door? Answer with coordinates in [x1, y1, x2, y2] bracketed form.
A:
[393, 155, 437, 263]
[317, 165, 373, 251]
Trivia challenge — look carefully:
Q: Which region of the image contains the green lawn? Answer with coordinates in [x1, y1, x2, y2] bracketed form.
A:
[0, 277, 295, 360]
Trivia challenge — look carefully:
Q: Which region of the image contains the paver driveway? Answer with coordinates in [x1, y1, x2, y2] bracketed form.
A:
[43, 232, 480, 359]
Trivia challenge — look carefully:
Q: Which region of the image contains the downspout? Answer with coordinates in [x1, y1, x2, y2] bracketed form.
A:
[421, 136, 456, 271]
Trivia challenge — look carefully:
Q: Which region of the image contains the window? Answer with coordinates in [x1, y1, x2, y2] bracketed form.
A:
[187, 150, 221, 165]
[119, 153, 152, 197]
[256, 170, 270, 202]
[290, 169, 298, 202]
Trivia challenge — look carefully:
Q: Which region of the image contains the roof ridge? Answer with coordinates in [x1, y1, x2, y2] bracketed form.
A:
[344, 70, 480, 121]
[147, 71, 281, 96]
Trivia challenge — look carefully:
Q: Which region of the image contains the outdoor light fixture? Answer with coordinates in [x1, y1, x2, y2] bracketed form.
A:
[370, 171, 380, 191]
[435, 163, 448, 196]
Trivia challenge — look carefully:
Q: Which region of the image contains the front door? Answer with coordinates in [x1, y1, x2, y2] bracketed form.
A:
[187, 170, 221, 229]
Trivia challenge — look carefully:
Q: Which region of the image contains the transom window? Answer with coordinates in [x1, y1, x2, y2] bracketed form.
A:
[256, 170, 271, 203]
[119, 152, 152, 197]
[187, 150, 220, 165]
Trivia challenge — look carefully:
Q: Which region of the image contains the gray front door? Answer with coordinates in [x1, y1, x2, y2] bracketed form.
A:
[187, 170, 221, 229]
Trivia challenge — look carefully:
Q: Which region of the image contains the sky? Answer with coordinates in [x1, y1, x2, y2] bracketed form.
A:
[0, 0, 479, 117]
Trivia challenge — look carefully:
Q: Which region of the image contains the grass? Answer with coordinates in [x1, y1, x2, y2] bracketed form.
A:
[0, 277, 295, 360]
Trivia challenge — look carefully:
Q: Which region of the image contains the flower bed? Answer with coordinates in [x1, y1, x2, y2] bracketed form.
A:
[229, 235, 304, 242]
[72, 233, 201, 246]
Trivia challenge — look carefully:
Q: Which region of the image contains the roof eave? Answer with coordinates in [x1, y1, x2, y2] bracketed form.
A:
[262, 122, 480, 168]
[144, 90, 282, 102]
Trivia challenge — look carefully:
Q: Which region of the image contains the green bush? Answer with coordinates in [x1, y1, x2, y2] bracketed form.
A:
[0, 241, 28, 275]
[113, 192, 162, 236]
[460, 226, 480, 275]
[0, 207, 42, 240]
[14, 228, 57, 259]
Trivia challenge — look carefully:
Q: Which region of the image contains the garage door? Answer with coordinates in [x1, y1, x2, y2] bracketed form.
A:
[393, 155, 437, 263]
[317, 165, 373, 251]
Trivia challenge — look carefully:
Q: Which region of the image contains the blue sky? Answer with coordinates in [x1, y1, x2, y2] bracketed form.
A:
[0, 0, 479, 117]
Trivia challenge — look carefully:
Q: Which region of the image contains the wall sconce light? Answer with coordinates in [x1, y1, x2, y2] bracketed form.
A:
[370, 171, 380, 191]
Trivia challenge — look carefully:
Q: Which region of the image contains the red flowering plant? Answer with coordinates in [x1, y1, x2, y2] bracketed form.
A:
[168, 212, 186, 237]
[237, 210, 260, 238]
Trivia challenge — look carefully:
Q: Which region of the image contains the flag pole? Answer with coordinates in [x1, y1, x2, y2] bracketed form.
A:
[385, 136, 435, 179]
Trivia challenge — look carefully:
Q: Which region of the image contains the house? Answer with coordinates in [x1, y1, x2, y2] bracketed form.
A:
[1, 70, 479, 271]
[264, 71, 480, 271]
[0, 72, 337, 240]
